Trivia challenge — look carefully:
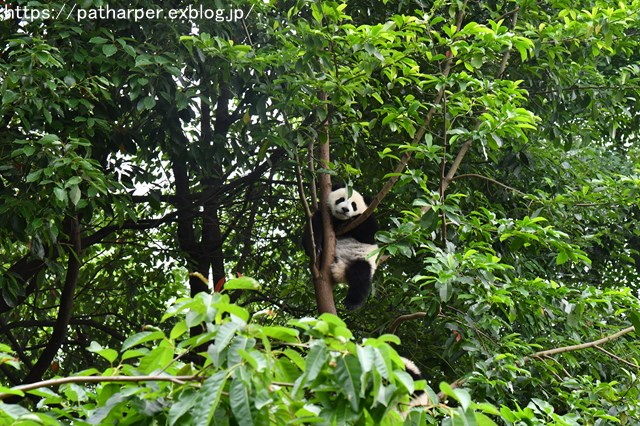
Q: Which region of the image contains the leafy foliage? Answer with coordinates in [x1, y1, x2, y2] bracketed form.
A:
[0, 284, 491, 424]
[1, 0, 640, 424]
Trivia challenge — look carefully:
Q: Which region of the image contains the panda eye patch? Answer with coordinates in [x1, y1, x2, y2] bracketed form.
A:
[351, 202, 357, 211]
[335, 197, 345, 204]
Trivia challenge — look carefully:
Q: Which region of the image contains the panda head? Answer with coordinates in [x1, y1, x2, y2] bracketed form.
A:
[327, 186, 369, 221]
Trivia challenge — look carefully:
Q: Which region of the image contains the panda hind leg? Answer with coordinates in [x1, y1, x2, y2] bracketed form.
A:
[343, 260, 373, 311]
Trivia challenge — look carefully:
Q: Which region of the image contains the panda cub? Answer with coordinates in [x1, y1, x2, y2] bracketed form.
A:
[303, 185, 379, 310]
[400, 357, 430, 411]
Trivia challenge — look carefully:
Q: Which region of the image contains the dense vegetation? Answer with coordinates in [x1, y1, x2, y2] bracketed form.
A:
[1, 0, 639, 424]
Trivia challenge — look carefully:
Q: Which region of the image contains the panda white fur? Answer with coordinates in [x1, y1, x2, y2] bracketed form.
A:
[302, 186, 379, 310]
[400, 357, 430, 408]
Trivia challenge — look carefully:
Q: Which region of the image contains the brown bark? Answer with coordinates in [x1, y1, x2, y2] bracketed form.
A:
[312, 92, 337, 315]
[22, 216, 82, 385]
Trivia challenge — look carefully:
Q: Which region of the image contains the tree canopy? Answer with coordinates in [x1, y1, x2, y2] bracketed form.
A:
[1, 0, 640, 424]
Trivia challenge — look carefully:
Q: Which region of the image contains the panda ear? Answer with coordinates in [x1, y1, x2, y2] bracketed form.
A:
[364, 195, 373, 206]
[332, 183, 344, 191]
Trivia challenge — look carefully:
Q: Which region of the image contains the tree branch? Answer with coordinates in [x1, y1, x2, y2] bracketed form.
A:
[389, 312, 426, 334]
[337, 3, 468, 236]
[0, 374, 205, 401]
[451, 173, 525, 195]
[21, 216, 82, 385]
[437, 325, 637, 402]
[314, 91, 337, 315]
[497, 9, 518, 77]
[526, 326, 635, 361]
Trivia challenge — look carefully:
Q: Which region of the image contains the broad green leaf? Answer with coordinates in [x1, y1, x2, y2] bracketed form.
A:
[138, 342, 174, 373]
[89, 36, 109, 44]
[121, 331, 165, 350]
[102, 44, 117, 57]
[230, 376, 253, 426]
[26, 170, 42, 183]
[215, 321, 242, 354]
[628, 311, 640, 333]
[305, 344, 329, 383]
[261, 326, 299, 343]
[168, 388, 197, 426]
[335, 355, 361, 411]
[53, 187, 67, 203]
[191, 370, 227, 426]
[86, 342, 118, 364]
[224, 276, 261, 291]
[69, 185, 81, 206]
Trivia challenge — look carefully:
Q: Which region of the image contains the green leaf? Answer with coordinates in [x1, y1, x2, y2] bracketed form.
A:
[168, 388, 197, 426]
[102, 44, 117, 57]
[306, 344, 329, 382]
[170, 320, 188, 340]
[224, 276, 261, 291]
[138, 342, 174, 373]
[629, 311, 640, 334]
[261, 326, 299, 343]
[191, 370, 227, 426]
[87, 342, 118, 364]
[89, 36, 109, 44]
[393, 371, 414, 394]
[453, 388, 472, 411]
[356, 345, 375, 374]
[121, 348, 147, 361]
[69, 185, 81, 206]
[556, 250, 569, 265]
[310, 3, 323, 23]
[25, 387, 63, 404]
[121, 330, 165, 350]
[137, 95, 156, 111]
[335, 355, 361, 411]
[26, 169, 43, 183]
[53, 187, 67, 204]
[65, 176, 83, 187]
[215, 321, 242, 354]
[135, 54, 154, 67]
[2, 90, 18, 105]
[230, 376, 253, 426]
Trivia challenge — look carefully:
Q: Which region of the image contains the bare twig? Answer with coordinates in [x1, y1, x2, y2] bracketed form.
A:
[296, 153, 318, 269]
[498, 9, 519, 77]
[451, 173, 525, 194]
[594, 345, 639, 369]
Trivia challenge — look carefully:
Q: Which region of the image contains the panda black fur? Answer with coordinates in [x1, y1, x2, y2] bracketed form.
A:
[302, 186, 379, 310]
[400, 357, 431, 409]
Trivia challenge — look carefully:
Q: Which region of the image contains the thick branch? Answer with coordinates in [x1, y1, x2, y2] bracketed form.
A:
[527, 326, 635, 361]
[21, 216, 82, 385]
[313, 91, 337, 315]
[436, 325, 637, 402]
[4, 318, 127, 342]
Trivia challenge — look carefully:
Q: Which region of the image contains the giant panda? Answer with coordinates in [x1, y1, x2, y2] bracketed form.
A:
[302, 185, 379, 310]
[400, 357, 430, 408]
